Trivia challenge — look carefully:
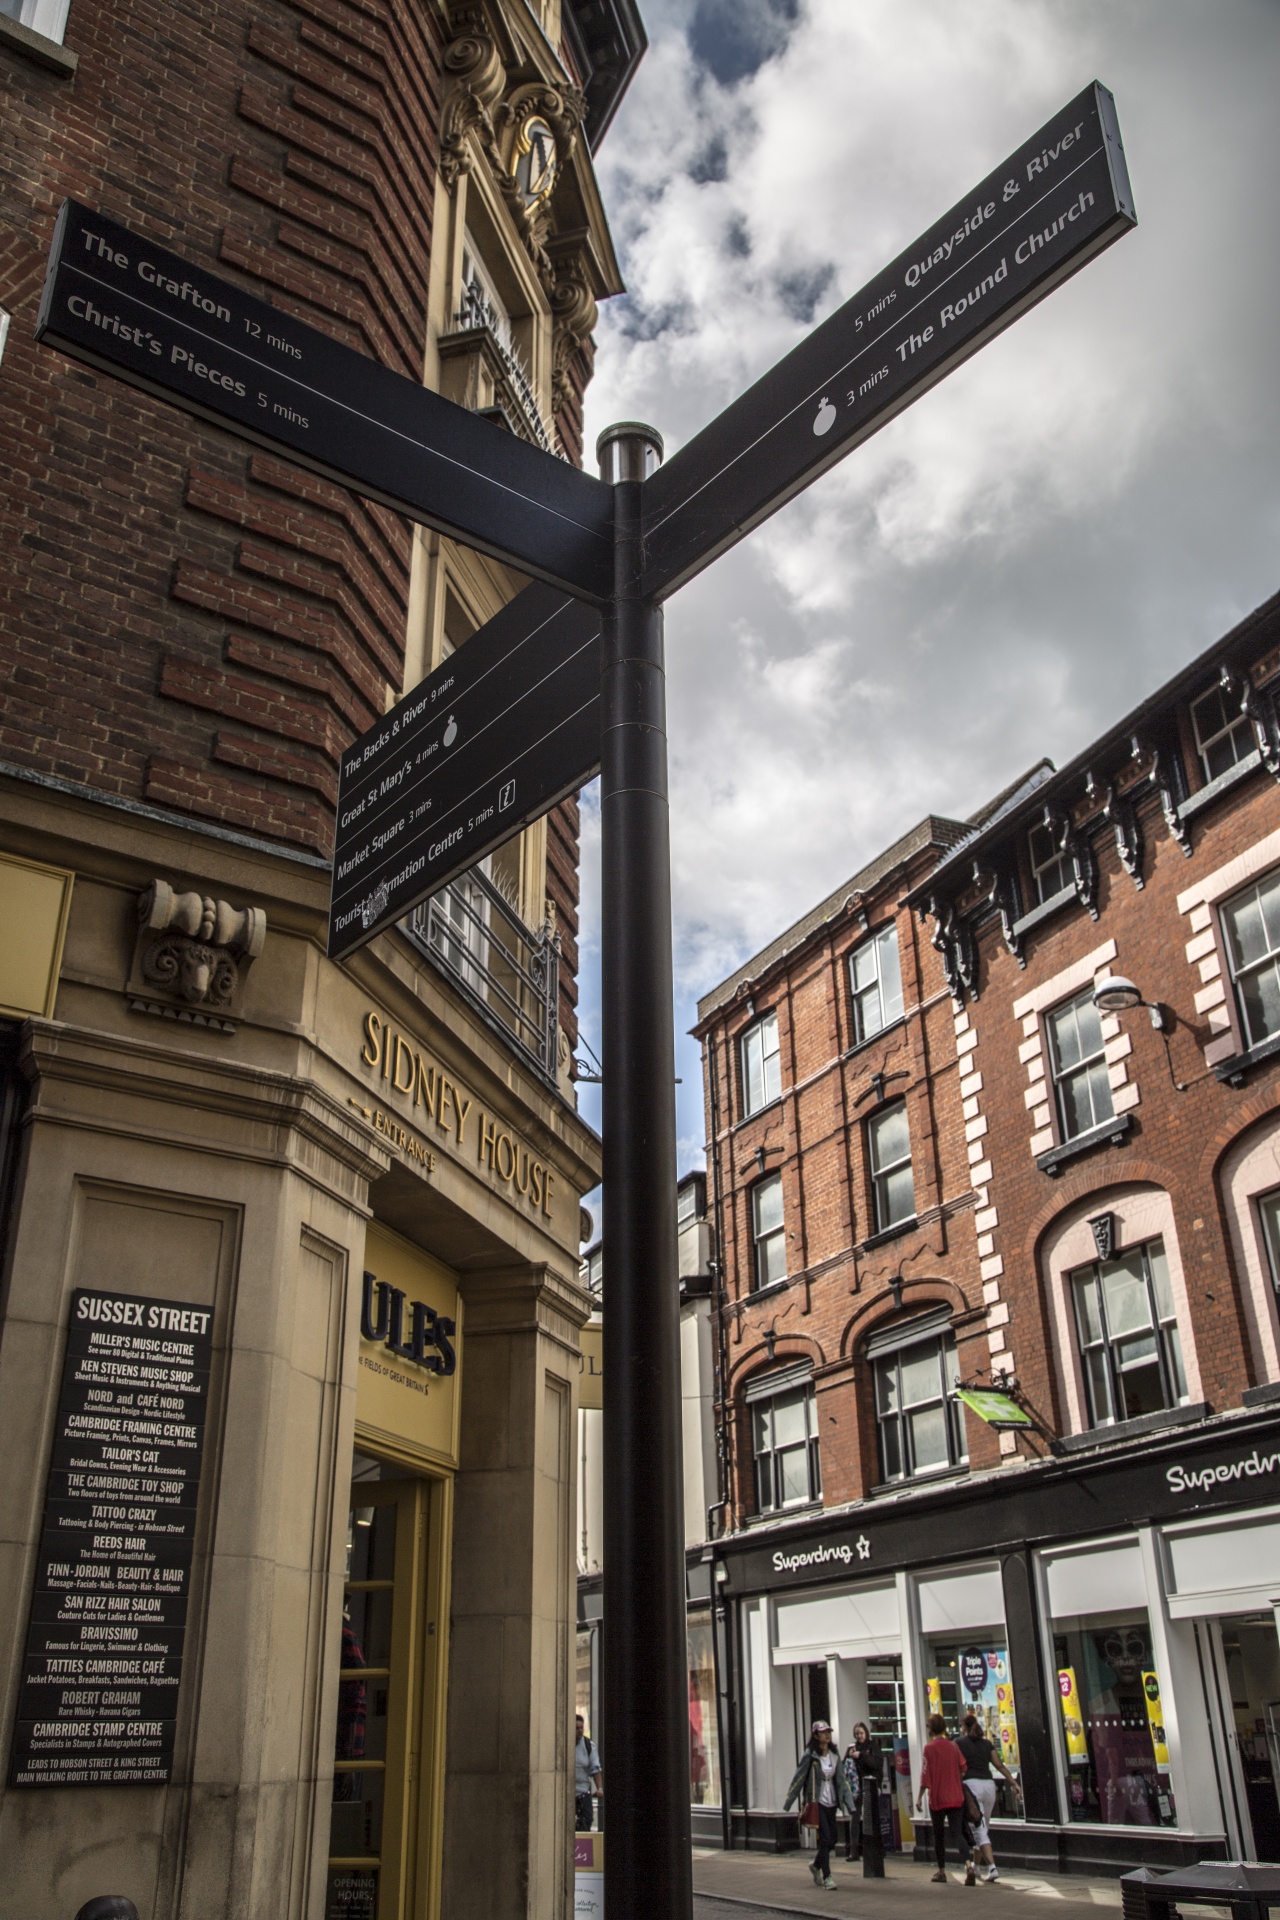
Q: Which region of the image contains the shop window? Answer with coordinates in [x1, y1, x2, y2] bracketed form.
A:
[1191, 681, 1254, 784]
[867, 1315, 966, 1484]
[687, 1608, 721, 1807]
[850, 925, 904, 1045]
[1029, 819, 1072, 904]
[1046, 989, 1114, 1141]
[750, 1172, 786, 1289]
[1070, 1238, 1187, 1427]
[1052, 1610, 1176, 1827]
[1221, 868, 1280, 1051]
[924, 1639, 1022, 1821]
[741, 1009, 781, 1116]
[867, 1099, 915, 1233]
[746, 1367, 820, 1513]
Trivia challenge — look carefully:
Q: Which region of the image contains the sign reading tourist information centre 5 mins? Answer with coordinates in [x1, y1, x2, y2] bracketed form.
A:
[10, 1289, 213, 1788]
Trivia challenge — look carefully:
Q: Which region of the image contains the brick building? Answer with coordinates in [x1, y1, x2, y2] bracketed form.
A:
[0, 2, 641, 1915]
[696, 589, 1280, 1873]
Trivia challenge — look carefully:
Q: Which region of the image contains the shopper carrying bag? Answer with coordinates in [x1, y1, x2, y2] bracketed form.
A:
[784, 1720, 855, 1891]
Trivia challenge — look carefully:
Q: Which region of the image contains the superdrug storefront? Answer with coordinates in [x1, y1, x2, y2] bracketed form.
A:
[710, 1405, 1280, 1874]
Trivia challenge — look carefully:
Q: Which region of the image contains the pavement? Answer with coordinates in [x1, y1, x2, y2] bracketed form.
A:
[690, 1846, 1216, 1920]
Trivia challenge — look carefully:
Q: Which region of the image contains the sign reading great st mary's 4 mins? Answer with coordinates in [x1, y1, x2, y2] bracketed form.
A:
[36, 83, 1134, 964]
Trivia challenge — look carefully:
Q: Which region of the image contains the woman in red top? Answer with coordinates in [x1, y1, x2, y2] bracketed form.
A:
[916, 1714, 971, 1884]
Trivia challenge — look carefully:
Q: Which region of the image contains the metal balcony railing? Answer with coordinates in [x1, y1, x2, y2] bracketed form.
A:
[403, 865, 560, 1085]
[453, 279, 558, 456]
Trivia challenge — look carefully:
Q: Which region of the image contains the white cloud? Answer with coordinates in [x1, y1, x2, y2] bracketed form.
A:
[574, 0, 1280, 1168]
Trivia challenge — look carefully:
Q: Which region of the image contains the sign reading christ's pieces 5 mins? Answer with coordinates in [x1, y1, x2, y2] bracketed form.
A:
[10, 1288, 214, 1788]
[328, 582, 601, 962]
[642, 81, 1135, 599]
[36, 201, 614, 603]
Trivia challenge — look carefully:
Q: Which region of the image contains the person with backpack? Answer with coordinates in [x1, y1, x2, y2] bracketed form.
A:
[783, 1720, 856, 1891]
[916, 1714, 971, 1884]
[955, 1712, 1022, 1883]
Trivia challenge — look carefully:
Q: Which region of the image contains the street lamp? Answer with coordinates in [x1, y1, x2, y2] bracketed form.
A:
[1092, 974, 1172, 1031]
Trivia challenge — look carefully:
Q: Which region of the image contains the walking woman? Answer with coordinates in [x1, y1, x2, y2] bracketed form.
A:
[843, 1722, 882, 1866]
[916, 1714, 971, 1884]
[784, 1720, 855, 1891]
[956, 1712, 1021, 1883]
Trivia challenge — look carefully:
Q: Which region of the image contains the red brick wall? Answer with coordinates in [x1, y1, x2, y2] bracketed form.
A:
[1, 0, 590, 1037]
[965, 750, 1280, 1447]
[0, 0, 443, 852]
[703, 612, 1280, 1533]
[701, 838, 997, 1529]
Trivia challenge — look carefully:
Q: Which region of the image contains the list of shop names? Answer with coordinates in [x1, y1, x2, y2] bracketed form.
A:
[9, 1287, 213, 1788]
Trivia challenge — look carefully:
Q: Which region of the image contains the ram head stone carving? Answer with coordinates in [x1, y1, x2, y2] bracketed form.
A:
[126, 879, 267, 1032]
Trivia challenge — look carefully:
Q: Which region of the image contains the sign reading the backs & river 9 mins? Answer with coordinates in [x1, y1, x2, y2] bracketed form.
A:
[10, 1289, 213, 1788]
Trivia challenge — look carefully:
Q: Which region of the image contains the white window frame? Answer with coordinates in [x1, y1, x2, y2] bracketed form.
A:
[1220, 868, 1280, 1053]
[745, 1365, 820, 1514]
[866, 1313, 966, 1485]
[3, 0, 70, 41]
[867, 1099, 915, 1234]
[1190, 681, 1254, 786]
[1028, 818, 1073, 905]
[1045, 988, 1115, 1143]
[849, 924, 904, 1046]
[740, 1009, 781, 1117]
[1069, 1237, 1188, 1429]
[750, 1172, 786, 1291]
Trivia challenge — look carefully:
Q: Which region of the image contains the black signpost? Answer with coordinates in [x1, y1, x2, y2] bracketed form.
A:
[34, 78, 1135, 1920]
[10, 1288, 214, 1788]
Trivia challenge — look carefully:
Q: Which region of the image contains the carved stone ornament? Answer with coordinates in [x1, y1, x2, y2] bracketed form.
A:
[126, 879, 266, 1033]
[439, 15, 585, 291]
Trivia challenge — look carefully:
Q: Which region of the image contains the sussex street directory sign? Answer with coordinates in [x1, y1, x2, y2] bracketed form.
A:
[10, 1289, 213, 1788]
[37, 79, 1135, 1920]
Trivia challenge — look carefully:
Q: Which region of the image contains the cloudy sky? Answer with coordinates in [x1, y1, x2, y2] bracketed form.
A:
[570, 0, 1280, 1200]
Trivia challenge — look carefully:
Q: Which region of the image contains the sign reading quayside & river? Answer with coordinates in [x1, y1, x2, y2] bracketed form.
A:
[10, 1289, 213, 1788]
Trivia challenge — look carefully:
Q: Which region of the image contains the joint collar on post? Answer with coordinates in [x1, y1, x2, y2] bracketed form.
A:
[596, 420, 664, 485]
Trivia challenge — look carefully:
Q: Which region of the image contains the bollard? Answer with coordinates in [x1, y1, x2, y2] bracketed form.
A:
[75, 1899, 140, 1920]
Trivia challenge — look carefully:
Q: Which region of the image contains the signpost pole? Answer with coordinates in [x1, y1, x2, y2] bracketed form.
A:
[597, 421, 692, 1920]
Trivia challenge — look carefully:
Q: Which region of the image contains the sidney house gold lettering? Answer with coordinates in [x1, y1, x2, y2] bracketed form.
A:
[359, 1012, 547, 1210]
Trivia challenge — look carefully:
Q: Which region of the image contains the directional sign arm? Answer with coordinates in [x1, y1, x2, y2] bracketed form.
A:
[640, 82, 1135, 600]
[37, 201, 615, 602]
[328, 580, 602, 961]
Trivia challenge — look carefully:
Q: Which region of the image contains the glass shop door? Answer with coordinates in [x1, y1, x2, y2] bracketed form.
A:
[1219, 1614, 1280, 1863]
[326, 1475, 428, 1920]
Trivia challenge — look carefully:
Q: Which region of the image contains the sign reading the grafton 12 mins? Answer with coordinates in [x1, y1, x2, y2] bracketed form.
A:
[36, 201, 614, 601]
[640, 81, 1134, 599]
[328, 583, 601, 961]
[9, 1288, 214, 1788]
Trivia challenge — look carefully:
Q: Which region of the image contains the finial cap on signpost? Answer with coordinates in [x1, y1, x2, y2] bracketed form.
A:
[597, 422, 664, 484]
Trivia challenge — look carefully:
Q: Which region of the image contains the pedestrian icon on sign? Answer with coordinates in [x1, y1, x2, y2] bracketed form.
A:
[499, 779, 515, 811]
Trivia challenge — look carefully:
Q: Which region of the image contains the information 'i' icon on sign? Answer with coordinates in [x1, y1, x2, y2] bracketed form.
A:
[499, 779, 516, 811]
